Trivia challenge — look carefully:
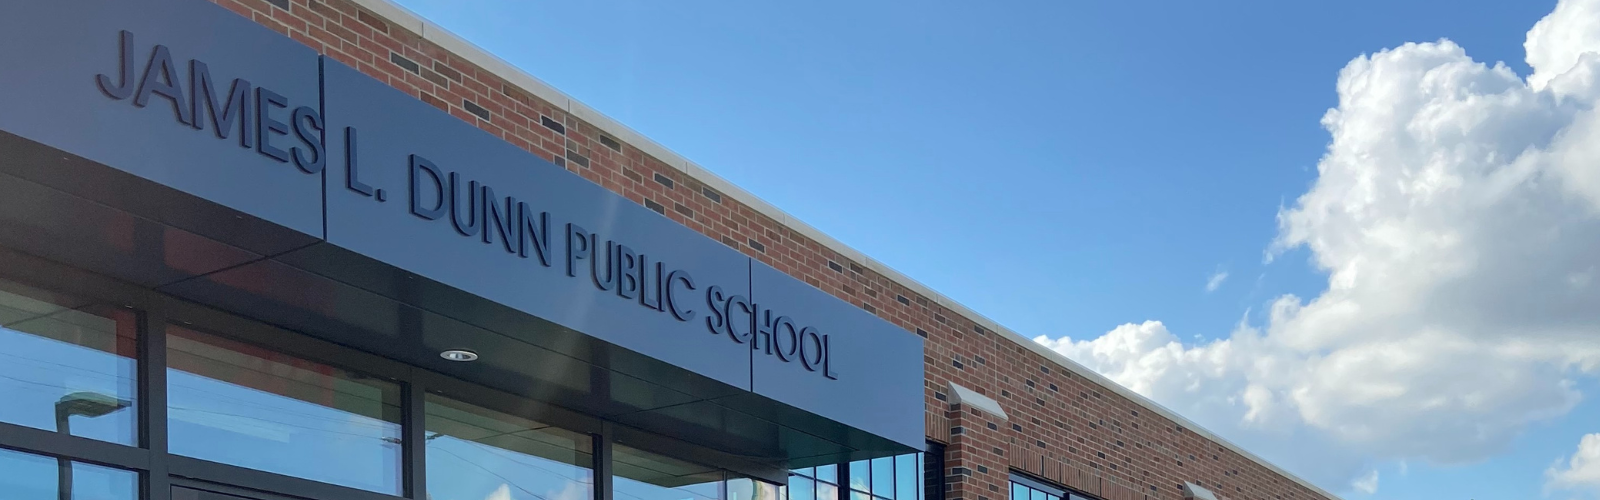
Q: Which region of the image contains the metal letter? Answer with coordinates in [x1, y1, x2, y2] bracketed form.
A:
[639, 258, 664, 311]
[291, 106, 325, 174]
[751, 307, 773, 354]
[704, 285, 725, 333]
[772, 316, 799, 362]
[823, 334, 837, 380]
[255, 87, 290, 162]
[566, 224, 590, 277]
[726, 295, 753, 344]
[616, 245, 639, 300]
[190, 60, 252, 147]
[409, 154, 445, 219]
[97, 30, 135, 100]
[517, 202, 551, 266]
[447, 172, 481, 237]
[481, 185, 518, 253]
[799, 327, 824, 372]
[667, 270, 696, 321]
[133, 44, 193, 126]
[590, 236, 616, 291]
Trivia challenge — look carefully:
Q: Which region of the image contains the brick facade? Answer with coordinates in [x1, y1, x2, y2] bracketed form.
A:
[209, 1, 1334, 499]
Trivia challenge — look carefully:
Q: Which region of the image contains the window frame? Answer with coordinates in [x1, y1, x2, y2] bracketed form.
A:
[1009, 471, 1098, 500]
[0, 250, 791, 500]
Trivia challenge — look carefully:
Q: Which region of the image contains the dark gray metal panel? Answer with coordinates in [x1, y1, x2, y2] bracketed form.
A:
[319, 59, 755, 391]
[0, 168, 264, 289]
[749, 262, 926, 450]
[0, 0, 324, 239]
[0, 131, 280, 289]
[155, 246, 720, 417]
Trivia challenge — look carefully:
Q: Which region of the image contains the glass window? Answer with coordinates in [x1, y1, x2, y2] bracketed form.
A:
[0, 280, 136, 445]
[848, 460, 869, 493]
[757, 479, 786, 500]
[816, 480, 838, 500]
[728, 477, 785, 500]
[614, 443, 723, 500]
[0, 447, 137, 500]
[815, 464, 837, 485]
[789, 476, 816, 500]
[1011, 476, 1077, 500]
[166, 325, 403, 494]
[871, 457, 894, 499]
[894, 455, 916, 500]
[425, 393, 594, 500]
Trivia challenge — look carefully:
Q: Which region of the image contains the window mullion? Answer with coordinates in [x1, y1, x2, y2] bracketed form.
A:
[138, 310, 170, 500]
[403, 374, 427, 500]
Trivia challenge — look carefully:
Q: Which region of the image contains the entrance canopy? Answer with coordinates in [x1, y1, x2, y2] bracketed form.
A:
[0, 0, 923, 471]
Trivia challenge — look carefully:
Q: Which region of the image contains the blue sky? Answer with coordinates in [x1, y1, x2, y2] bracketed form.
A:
[392, 1, 1600, 498]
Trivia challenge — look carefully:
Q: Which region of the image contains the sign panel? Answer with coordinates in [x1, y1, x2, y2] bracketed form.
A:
[0, 0, 324, 238]
[0, 0, 925, 449]
[321, 61, 757, 389]
[750, 262, 926, 449]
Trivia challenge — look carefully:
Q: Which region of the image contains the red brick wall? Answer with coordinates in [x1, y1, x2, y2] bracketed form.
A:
[213, 1, 1333, 499]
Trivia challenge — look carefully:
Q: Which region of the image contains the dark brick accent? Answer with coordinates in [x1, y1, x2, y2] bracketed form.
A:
[644, 199, 665, 214]
[747, 239, 765, 253]
[827, 261, 842, 272]
[653, 173, 675, 189]
[599, 134, 622, 152]
[462, 100, 490, 120]
[389, 52, 419, 74]
[673, 203, 693, 218]
[265, 0, 289, 10]
[565, 149, 589, 168]
[540, 115, 565, 135]
[701, 186, 722, 203]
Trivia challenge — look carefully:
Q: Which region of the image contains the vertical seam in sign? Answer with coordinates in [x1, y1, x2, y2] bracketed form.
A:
[317, 56, 328, 241]
[748, 258, 755, 390]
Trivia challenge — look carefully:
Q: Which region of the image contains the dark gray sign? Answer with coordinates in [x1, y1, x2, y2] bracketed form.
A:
[0, 0, 925, 450]
[321, 61, 761, 388]
[0, 1, 324, 238]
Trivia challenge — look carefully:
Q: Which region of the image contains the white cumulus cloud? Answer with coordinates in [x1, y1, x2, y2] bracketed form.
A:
[1037, 0, 1600, 493]
[1549, 433, 1600, 495]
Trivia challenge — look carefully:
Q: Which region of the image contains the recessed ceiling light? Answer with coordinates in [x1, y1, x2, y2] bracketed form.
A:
[440, 349, 479, 362]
